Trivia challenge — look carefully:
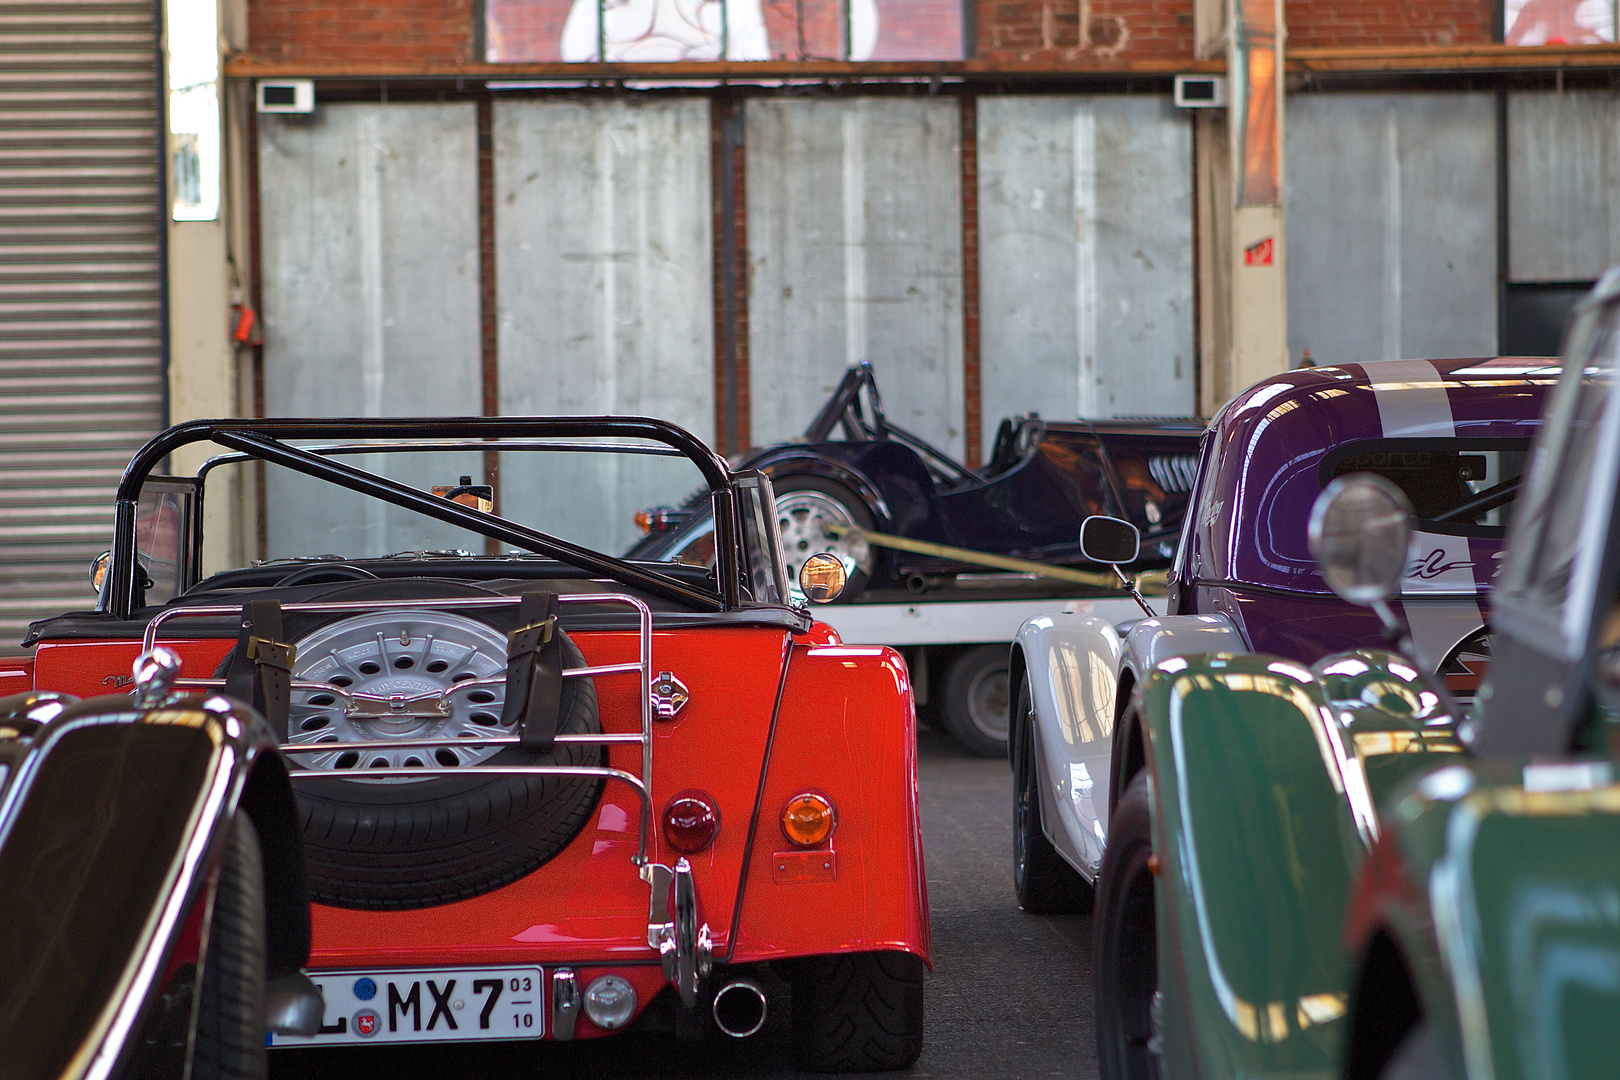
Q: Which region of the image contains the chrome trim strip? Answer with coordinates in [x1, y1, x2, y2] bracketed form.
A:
[717, 632, 795, 964]
[277, 733, 645, 753]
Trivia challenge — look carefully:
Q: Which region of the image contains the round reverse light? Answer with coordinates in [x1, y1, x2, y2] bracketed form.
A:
[662, 791, 720, 854]
[781, 792, 836, 848]
[583, 974, 637, 1030]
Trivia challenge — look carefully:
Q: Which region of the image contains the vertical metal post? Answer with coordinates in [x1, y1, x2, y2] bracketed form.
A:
[155, 0, 171, 431]
[1496, 88, 1510, 354]
[478, 96, 502, 553]
[959, 95, 981, 469]
[598, 0, 607, 61]
[715, 97, 746, 456]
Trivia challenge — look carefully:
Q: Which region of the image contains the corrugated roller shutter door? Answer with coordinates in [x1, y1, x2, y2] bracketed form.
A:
[0, 1, 163, 649]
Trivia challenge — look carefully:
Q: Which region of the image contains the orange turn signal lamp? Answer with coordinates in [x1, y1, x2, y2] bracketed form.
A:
[634, 506, 692, 535]
[781, 792, 836, 848]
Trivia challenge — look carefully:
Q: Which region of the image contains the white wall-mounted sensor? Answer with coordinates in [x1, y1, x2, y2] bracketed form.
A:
[256, 79, 314, 113]
[1174, 75, 1227, 109]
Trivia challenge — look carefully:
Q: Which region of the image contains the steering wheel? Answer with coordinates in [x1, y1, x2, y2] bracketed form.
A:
[275, 563, 380, 588]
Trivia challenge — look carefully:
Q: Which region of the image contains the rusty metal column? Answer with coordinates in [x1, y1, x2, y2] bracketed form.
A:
[1227, 0, 1289, 395]
[1195, 0, 1288, 414]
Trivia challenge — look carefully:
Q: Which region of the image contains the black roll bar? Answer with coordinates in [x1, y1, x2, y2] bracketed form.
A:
[105, 416, 742, 618]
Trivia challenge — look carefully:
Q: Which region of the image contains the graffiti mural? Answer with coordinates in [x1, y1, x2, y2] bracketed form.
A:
[1504, 0, 1616, 44]
[485, 0, 963, 61]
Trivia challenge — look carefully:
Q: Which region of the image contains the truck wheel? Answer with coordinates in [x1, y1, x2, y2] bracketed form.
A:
[942, 644, 1011, 757]
[1014, 678, 1093, 914]
[791, 951, 925, 1073]
[1094, 772, 1160, 1080]
[192, 814, 268, 1080]
[773, 477, 874, 600]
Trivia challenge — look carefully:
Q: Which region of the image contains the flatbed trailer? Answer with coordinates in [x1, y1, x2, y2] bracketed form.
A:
[811, 591, 1167, 757]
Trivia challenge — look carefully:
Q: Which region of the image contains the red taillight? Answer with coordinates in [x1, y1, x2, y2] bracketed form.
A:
[662, 791, 720, 853]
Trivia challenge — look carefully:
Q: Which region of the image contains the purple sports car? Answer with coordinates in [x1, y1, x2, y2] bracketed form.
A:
[1006, 357, 1555, 911]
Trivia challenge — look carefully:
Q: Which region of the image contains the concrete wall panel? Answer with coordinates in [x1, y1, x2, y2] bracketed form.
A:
[1509, 90, 1620, 283]
[257, 103, 482, 557]
[978, 95, 1193, 445]
[1287, 92, 1497, 366]
[260, 103, 481, 415]
[747, 97, 964, 458]
[494, 98, 714, 556]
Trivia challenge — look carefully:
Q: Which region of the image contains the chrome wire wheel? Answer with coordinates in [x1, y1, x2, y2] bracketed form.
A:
[775, 489, 872, 582]
[288, 610, 511, 781]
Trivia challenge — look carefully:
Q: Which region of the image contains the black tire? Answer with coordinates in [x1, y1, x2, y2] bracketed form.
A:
[791, 951, 925, 1073]
[772, 476, 874, 601]
[942, 644, 1011, 757]
[237, 580, 604, 911]
[1013, 677, 1093, 914]
[192, 814, 268, 1080]
[1095, 772, 1161, 1080]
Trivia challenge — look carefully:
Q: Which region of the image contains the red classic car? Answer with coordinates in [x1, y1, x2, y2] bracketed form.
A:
[14, 416, 929, 1071]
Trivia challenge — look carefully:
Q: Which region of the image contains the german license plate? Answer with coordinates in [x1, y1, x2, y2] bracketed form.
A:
[270, 966, 545, 1046]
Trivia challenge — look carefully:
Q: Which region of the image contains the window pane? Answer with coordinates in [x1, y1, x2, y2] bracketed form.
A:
[483, 0, 963, 62]
[1505, 0, 1615, 45]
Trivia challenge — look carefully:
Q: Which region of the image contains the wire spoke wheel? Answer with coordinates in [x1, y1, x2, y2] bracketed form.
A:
[776, 491, 872, 581]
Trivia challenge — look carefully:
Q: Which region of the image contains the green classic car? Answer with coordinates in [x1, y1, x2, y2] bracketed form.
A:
[1093, 271, 1620, 1080]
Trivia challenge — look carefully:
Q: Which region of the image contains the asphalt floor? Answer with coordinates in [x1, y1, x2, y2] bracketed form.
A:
[270, 725, 1099, 1079]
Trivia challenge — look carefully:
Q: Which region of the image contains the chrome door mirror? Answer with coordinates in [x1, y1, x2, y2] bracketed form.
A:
[1308, 474, 1413, 606]
[1079, 515, 1140, 565]
[90, 551, 111, 592]
[798, 552, 848, 603]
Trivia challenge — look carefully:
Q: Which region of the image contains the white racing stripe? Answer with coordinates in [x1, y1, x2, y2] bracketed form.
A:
[1367, 359, 1455, 438]
[1364, 360, 1485, 671]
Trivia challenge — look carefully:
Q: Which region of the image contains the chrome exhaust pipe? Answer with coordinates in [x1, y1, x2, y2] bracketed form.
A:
[711, 978, 768, 1038]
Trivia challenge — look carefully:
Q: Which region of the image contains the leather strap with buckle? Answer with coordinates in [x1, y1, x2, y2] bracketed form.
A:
[226, 599, 295, 740]
[501, 591, 565, 753]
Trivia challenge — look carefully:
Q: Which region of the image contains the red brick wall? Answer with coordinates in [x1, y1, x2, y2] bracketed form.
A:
[248, 0, 474, 61]
[977, 0, 1193, 61]
[1286, 0, 1495, 48]
[246, 0, 1499, 63]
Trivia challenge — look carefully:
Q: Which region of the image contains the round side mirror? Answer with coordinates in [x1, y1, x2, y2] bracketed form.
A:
[90, 551, 111, 593]
[1079, 515, 1141, 565]
[799, 552, 848, 604]
[1308, 474, 1414, 605]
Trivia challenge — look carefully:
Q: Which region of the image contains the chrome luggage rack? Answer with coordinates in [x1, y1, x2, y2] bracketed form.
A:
[141, 592, 657, 867]
[145, 591, 716, 1011]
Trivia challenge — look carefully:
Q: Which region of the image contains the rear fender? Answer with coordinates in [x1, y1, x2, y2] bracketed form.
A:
[729, 641, 929, 966]
[1138, 655, 1375, 1078]
[1015, 613, 1122, 873]
[746, 449, 893, 528]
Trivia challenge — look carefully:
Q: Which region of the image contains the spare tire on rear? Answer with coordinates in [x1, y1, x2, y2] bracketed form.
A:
[230, 580, 605, 911]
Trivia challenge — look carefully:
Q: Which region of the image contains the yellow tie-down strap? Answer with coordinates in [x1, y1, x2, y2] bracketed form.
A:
[825, 525, 1170, 596]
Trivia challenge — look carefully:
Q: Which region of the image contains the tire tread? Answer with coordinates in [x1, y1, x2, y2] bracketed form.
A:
[792, 951, 925, 1073]
[192, 814, 268, 1080]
